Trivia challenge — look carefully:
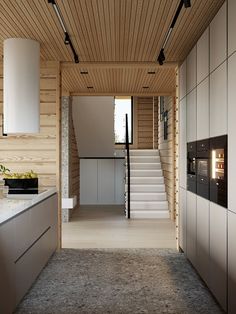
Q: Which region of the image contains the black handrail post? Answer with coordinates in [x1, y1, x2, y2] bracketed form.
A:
[125, 114, 130, 219]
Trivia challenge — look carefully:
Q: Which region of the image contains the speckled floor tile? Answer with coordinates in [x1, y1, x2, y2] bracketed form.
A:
[15, 249, 224, 314]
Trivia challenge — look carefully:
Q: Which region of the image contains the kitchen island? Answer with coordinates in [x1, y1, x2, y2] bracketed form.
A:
[0, 188, 58, 314]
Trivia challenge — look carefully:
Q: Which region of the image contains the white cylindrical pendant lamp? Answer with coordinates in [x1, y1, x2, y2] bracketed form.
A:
[3, 38, 40, 133]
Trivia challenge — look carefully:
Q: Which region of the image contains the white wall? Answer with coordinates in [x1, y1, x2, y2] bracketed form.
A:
[72, 96, 115, 157]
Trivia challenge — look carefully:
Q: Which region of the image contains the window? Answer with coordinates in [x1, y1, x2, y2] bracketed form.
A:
[114, 96, 133, 144]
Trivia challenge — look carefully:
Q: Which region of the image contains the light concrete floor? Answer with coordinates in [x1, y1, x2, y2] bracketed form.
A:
[62, 205, 177, 249]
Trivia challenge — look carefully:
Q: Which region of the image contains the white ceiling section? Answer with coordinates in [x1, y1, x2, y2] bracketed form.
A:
[0, 0, 225, 95]
[72, 96, 115, 157]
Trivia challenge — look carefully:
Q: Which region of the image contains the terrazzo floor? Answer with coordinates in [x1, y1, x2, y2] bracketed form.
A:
[15, 249, 224, 314]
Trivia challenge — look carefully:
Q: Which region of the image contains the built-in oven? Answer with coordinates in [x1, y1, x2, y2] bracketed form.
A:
[210, 135, 227, 208]
[196, 139, 210, 200]
[187, 141, 197, 193]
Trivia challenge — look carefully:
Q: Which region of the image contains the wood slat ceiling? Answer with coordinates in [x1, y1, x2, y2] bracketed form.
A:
[0, 0, 225, 95]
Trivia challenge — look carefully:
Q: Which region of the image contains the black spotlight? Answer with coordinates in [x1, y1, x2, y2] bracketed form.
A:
[183, 0, 191, 8]
[64, 32, 70, 45]
[158, 48, 165, 65]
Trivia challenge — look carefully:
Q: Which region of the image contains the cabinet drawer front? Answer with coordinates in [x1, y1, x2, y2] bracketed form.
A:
[15, 227, 55, 306]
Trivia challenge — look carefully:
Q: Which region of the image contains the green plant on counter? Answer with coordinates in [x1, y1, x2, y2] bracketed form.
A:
[0, 164, 10, 175]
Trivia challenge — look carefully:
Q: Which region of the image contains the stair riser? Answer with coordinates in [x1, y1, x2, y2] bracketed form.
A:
[129, 202, 168, 210]
[129, 157, 160, 163]
[130, 163, 161, 170]
[128, 170, 163, 177]
[129, 150, 159, 156]
[129, 211, 170, 219]
[127, 185, 166, 193]
[130, 177, 164, 184]
[130, 194, 167, 201]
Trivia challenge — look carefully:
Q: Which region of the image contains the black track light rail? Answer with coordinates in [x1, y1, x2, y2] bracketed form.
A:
[157, 0, 191, 65]
[48, 0, 79, 63]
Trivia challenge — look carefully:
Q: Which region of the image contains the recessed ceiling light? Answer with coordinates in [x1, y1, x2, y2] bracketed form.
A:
[87, 86, 93, 89]
[142, 86, 149, 89]
[80, 71, 88, 75]
[148, 71, 155, 74]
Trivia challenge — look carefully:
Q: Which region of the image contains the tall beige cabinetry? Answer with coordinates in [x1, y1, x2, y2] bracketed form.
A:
[178, 1, 236, 312]
[227, 1, 236, 310]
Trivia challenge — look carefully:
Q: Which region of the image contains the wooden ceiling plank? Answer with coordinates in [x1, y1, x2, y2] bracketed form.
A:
[61, 61, 178, 69]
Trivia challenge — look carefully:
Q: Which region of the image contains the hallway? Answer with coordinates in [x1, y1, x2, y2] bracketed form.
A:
[15, 249, 223, 314]
[62, 206, 176, 249]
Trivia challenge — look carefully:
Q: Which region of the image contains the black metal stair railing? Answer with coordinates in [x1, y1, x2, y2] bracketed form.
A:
[125, 113, 130, 219]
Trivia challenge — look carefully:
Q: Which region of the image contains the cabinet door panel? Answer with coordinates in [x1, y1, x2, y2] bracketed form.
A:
[197, 28, 209, 84]
[210, 62, 227, 137]
[209, 202, 227, 311]
[179, 187, 187, 252]
[80, 159, 98, 204]
[186, 191, 197, 266]
[210, 2, 227, 71]
[179, 98, 187, 189]
[228, 53, 236, 213]
[197, 78, 209, 140]
[179, 60, 186, 100]
[228, 0, 236, 56]
[186, 89, 197, 143]
[98, 159, 115, 204]
[186, 46, 197, 93]
[0, 220, 15, 314]
[15, 227, 54, 306]
[196, 196, 210, 285]
[13, 210, 31, 261]
[228, 211, 236, 314]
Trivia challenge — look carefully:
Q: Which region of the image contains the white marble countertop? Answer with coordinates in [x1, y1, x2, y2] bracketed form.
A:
[0, 187, 57, 225]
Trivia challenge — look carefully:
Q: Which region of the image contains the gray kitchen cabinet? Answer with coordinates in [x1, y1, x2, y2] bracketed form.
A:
[228, 52, 236, 214]
[186, 88, 197, 143]
[186, 46, 197, 94]
[0, 193, 58, 312]
[228, 0, 236, 56]
[210, 61, 227, 138]
[210, 2, 226, 72]
[197, 77, 209, 140]
[179, 187, 187, 252]
[197, 27, 209, 84]
[0, 220, 15, 314]
[209, 202, 227, 311]
[179, 60, 186, 100]
[186, 191, 197, 267]
[196, 196, 210, 285]
[179, 97, 187, 189]
[228, 210, 236, 313]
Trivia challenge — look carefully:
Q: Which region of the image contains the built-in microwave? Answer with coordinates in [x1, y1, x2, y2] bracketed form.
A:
[210, 135, 227, 208]
[187, 141, 197, 193]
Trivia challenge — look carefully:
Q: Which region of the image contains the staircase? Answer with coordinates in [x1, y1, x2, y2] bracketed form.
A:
[125, 149, 169, 219]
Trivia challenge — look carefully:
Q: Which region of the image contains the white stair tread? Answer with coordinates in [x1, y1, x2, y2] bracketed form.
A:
[130, 163, 161, 169]
[130, 210, 169, 219]
[130, 192, 167, 201]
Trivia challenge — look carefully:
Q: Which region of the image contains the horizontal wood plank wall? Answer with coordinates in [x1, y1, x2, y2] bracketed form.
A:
[153, 96, 158, 149]
[69, 103, 80, 208]
[136, 96, 157, 149]
[0, 61, 60, 189]
[158, 96, 175, 220]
